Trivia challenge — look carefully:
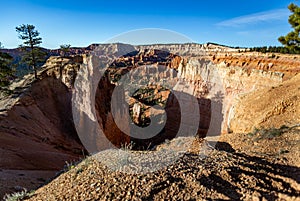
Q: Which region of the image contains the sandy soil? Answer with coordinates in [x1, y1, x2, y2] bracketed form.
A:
[23, 127, 300, 201]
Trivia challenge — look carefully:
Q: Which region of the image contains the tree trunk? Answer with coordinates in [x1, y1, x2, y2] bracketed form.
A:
[34, 67, 38, 79]
[28, 26, 38, 80]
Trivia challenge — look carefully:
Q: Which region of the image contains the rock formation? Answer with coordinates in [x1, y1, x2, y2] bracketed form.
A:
[1, 43, 300, 197]
[229, 73, 300, 133]
[0, 56, 84, 197]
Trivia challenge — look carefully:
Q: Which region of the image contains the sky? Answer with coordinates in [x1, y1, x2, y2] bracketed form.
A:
[0, 0, 298, 49]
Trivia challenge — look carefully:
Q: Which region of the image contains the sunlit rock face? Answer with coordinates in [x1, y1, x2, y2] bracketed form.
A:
[176, 57, 284, 133]
[77, 46, 284, 150]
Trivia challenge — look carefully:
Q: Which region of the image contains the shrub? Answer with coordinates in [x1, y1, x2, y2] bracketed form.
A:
[248, 126, 289, 141]
[3, 189, 34, 201]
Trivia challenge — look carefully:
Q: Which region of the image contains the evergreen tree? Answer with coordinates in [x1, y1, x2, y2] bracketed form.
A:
[278, 3, 300, 53]
[16, 24, 47, 79]
[0, 44, 14, 89]
[60, 44, 71, 57]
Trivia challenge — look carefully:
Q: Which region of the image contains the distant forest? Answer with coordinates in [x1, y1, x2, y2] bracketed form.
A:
[248, 46, 300, 54]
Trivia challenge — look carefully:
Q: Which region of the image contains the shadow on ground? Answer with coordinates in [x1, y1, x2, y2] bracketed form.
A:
[143, 142, 300, 200]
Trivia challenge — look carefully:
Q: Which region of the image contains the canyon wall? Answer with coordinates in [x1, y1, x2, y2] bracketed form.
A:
[176, 58, 284, 132]
[0, 56, 85, 171]
[136, 43, 241, 56]
[0, 43, 299, 196]
[228, 73, 300, 133]
[72, 45, 286, 152]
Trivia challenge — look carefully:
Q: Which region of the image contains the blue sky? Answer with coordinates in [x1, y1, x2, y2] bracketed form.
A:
[0, 0, 298, 48]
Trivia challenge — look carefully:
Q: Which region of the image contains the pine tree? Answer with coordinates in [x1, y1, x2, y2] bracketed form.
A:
[60, 44, 71, 57]
[278, 3, 300, 53]
[0, 44, 14, 89]
[16, 24, 47, 79]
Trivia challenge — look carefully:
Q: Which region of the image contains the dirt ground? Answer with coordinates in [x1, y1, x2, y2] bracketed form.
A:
[20, 126, 300, 201]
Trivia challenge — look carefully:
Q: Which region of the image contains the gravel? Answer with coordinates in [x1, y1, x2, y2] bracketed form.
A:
[25, 132, 300, 201]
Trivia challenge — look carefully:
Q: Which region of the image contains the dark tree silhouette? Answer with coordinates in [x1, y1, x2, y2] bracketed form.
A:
[278, 3, 300, 53]
[16, 24, 47, 79]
